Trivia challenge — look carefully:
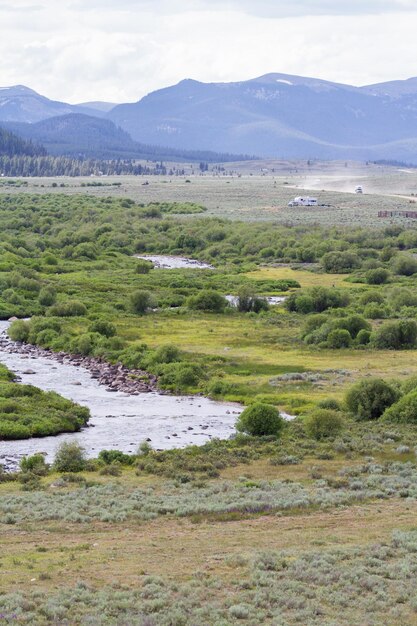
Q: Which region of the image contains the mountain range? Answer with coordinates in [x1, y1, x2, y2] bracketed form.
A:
[2, 74, 417, 161]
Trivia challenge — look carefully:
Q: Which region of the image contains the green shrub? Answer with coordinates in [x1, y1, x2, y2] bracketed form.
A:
[363, 303, 387, 319]
[20, 453, 49, 475]
[321, 251, 361, 273]
[99, 462, 122, 476]
[137, 440, 153, 456]
[393, 254, 417, 276]
[42, 253, 58, 265]
[251, 297, 269, 313]
[98, 449, 134, 465]
[159, 362, 204, 390]
[0, 422, 31, 439]
[371, 320, 417, 350]
[152, 344, 181, 364]
[327, 328, 352, 348]
[236, 403, 284, 437]
[8, 319, 30, 342]
[119, 343, 148, 369]
[286, 287, 349, 313]
[135, 259, 153, 274]
[366, 268, 390, 284]
[2, 289, 23, 305]
[304, 409, 344, 440]
[360, 291, 385, 305]
[301, 314, 328, 338]
[0, 399, 19, 412]
[188, 290, 227, 313]
[18, 277, 41, 292]
[303, 314, 369, 347]
[130, 290, 155, 314]
[236, 286, 269, 313]
[356, 329, 371, 345]
[53, 442, 87, 473]
[88, 320, 116, 337]
[291, 294, 314, 314]
[72, 242, 98, 260]
[207, 378, 233, 397]
[345, 378, 399, 420]
[38, 287, 57, 306]
[335, 315, 371, 339]
[390, 287, 417, 311]
[70, 333, 96, 356]
[36, 329, 59, 348]
[401, 375, 417, 395]
[317, 398, 342, 411]
[47, 301, 87, 317]
[382, 390, 417, 424]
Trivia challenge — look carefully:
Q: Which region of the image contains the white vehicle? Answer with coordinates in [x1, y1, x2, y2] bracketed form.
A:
[354, 185, 363, 194]
[288, 196, 318, 207]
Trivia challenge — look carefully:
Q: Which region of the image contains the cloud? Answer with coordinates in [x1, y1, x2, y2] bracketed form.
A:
[217, 0, 417, 18]
[0, 2, 41, 9]
[0, 1, 417, 103]
[68, 0, 417, 17]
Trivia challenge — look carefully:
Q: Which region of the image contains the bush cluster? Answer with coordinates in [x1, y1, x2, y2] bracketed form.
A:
[0, 365, 90, 440]
[286, 287, 350, 314]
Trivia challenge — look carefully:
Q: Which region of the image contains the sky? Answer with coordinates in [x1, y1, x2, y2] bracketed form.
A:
[1, 0, 417, 104]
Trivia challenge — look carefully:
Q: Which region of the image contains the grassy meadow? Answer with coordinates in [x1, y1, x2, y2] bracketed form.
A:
[1, 159, 417, 225]
[2, 180, 417, 622]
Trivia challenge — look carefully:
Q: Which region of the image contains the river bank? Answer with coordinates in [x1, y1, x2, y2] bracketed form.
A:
[0, 328, 159, 395]
[0, 321, 242, 471]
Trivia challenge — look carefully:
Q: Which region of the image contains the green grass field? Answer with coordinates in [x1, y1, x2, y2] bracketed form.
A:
[1, 159, 417, 226]
[2, 182, 417, 623]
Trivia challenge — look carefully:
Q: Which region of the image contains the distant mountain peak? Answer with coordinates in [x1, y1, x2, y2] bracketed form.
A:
[0, 85, 107, 123]
[362, 76, 417, 97]
[247, 73, 358, 92]
[4, 74, 417, 162]
[107, 72, 417, 163]
[77, 101, 118, 113]
[0, 84, 40, 96]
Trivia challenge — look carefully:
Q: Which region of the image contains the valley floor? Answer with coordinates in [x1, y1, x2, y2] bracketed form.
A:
[3, 453, 417, 625]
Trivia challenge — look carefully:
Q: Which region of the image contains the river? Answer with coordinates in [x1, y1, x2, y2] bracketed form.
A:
[0, 255, 291, 470]
[0, 321, 242, 470]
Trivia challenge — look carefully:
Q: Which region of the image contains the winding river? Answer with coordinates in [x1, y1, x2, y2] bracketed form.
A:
[0, 256, 291, 470]
[0, 321, 243, 470]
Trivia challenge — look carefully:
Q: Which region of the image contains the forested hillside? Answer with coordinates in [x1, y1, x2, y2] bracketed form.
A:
[0, 126, 46, 157]
[3, 114, 255, 162]
[0, 155, 166, 177]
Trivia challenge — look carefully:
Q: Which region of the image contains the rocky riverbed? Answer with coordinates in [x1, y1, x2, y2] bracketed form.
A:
[0, 321, 243, 471]
[0, 331, 159, 395]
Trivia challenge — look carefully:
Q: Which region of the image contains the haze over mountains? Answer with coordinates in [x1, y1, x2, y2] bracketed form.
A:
[0, 85, 107, 122]
[2, 74, 417, 162]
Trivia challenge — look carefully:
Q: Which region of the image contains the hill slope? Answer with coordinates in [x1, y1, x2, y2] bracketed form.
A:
[0, 85, 105, 123]
[3, 114, 142, 159]
[3, 114, 253, 162]
[0, 126, 46, 157]
[107, 73, 417, 161]
[4, 75, 417, 161]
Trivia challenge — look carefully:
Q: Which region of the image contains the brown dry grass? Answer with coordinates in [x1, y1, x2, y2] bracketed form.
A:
[2, 163, 417, 226]
[2, 498, 416, 592]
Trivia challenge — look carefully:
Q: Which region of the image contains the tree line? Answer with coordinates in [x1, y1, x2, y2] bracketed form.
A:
[0, 127, 46, 158]
[0, 155, 167, 177]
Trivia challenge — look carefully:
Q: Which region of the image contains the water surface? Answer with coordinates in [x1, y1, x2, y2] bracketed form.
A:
[0, 321, 240, 469]
[134, 255, 213, 269]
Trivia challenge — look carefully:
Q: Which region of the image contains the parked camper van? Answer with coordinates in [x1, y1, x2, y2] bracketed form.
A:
[288, 196, 318, 207]
[354, 186, 363, 194]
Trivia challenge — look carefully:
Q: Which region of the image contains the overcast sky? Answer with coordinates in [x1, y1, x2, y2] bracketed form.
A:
[1, 0, 417, 103]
